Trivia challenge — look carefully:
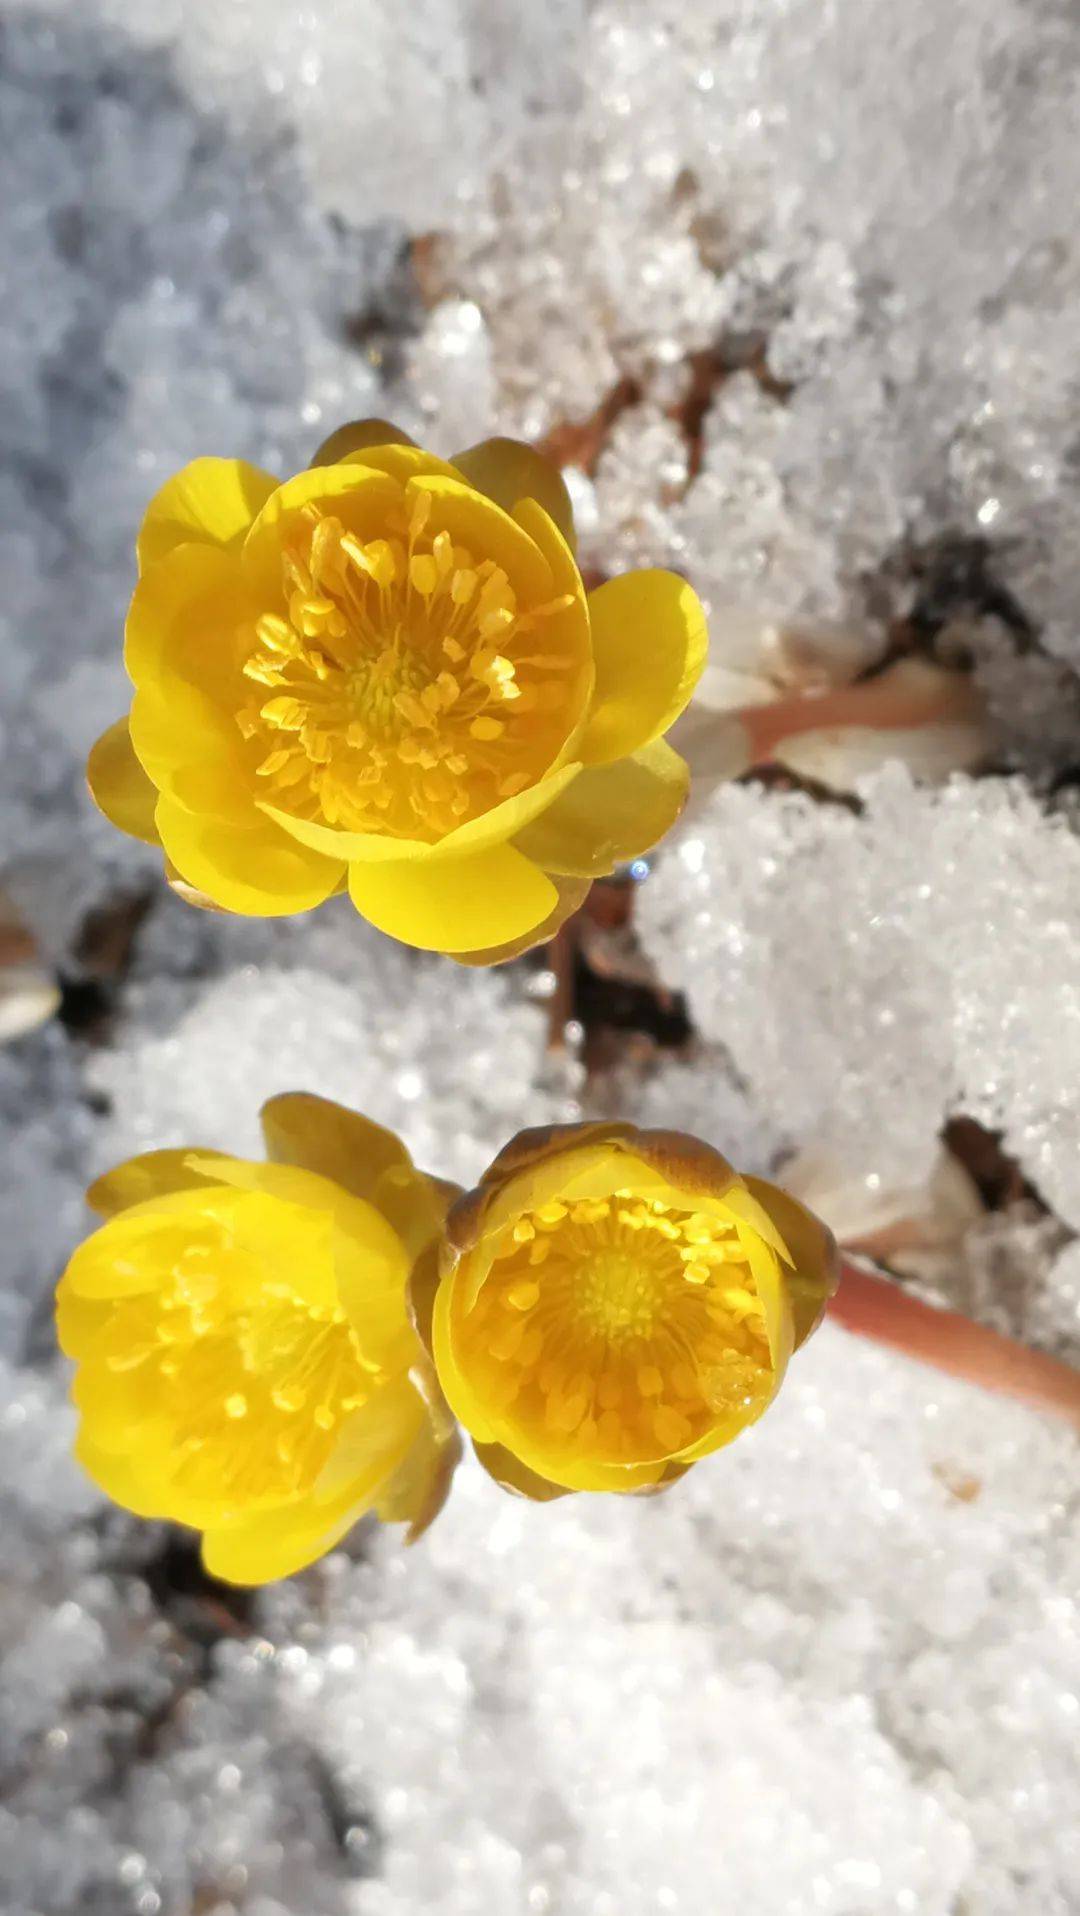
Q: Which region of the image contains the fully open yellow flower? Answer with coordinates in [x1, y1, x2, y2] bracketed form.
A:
[88, 423, 707, 961]
[413, 1122, 838, 1498]
[56, 1094, 461, 1582]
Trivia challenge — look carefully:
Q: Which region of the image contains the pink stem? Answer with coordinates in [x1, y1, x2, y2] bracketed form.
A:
[739, 667, 979, 766]
[830, 1258, 1080, 1432]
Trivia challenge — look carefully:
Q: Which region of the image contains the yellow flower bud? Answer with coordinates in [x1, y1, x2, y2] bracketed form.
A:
[87, 424, 707, 962]
[56, 1094, 461, 1583]
[414, 1122, 838, 1499]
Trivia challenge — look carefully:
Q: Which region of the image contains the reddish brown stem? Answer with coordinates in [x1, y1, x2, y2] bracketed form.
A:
[830, 1258, 1080, 1433]
[738, 659, 981, 767]
[545, 915, 579, 1052]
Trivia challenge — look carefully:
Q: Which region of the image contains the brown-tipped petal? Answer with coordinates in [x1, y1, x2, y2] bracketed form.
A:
[476, 1119, 638, 1194]
[741, 1175, 840, 1349]
[619, 1127, 741, 1211]
[442, 1120, 642, 1262]
[164, 859, 225, 912]
[473, 1439, 574, 1502]
[375, 1403, 463, 1542]
[312, 419, 416, 465]
[406, 1238, 442, 1360]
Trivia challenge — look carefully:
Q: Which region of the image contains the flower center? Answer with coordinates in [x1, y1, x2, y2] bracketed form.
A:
[100, 1239, 378, 1508]
[462, 1192, 775, 1466]
[237, 490, 576, 841]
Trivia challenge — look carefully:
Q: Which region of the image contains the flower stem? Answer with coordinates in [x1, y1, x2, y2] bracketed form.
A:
[739, 659, 980, 768]
[545, 916, 579, 1051]
[830, 1258, 1080, 1432]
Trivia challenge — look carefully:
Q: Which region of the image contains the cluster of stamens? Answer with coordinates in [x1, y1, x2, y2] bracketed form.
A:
[236, 490, 576, 841]
[463, 1192, 775, 1464]
[99, 1237, 377, 1504]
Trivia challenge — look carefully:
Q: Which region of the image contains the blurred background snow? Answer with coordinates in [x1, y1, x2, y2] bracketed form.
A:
[2, 2, 1080, 1912]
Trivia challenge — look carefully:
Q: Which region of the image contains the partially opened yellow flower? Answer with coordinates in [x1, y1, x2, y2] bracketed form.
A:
[413, 1122, 837, 1499]
[56, 1094, 461, 1583]
[88, 422, 707, 962]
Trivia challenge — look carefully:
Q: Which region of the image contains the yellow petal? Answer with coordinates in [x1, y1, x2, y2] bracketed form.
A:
[494, 1444, 669, 1495]
[86, 718, 161, 846]
[61, 1220, 164, 1305]
[240, 463, 402, 599]
[60, 1189, 261, 1302]
[261, 1092, 415, 1202]
[472, 1439, 572, 1502]
[125, 539, 253, 705]
[311, 1376, 426, 1502]
[142, 1163, 409, 1352]
[513, 497, 586, 603]
[512, 738, 689, 877]
[259, 760, 581, 866]
[186, 1152, 404, 1254]
[155, 795, 344, 917]
[204, 1376, 428, 1582]
[582, 569, 708, 765]
[311, 418, 416, 464]
[430, 1270, 500, 1446]
[131, 682, 252, 821]
[731, 1224, 794, 1382]
[453, 437, 576, 551]
[136, 458, 278, 575]
[375, 1413, 463, 1542]
[450, 872, 591, 966]
[201, 1487, 375, 1584]
[347, 841, 556, 953]
[406, 1239, 441, 1360]
[467, 1141, 674, 1249]
[73, 1432, 174, 1522]
[405, 475, 554, 605]
[86, 1147, 233, 1219]
[511, 497, 595, 760]
[333, 442, 464, 486]
[260, 1091, 452, 1258]
[654, 1384, 781, 1469]
[741, 1175, 840, 1351]
[164, 860, 226, 911]
[720, 1183, 796, 1264]
[54, 1286, 107, 1361]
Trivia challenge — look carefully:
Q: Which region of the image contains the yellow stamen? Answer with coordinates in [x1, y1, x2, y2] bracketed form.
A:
[465, 1189, 775, 1471]
[234, 495, 580, 843]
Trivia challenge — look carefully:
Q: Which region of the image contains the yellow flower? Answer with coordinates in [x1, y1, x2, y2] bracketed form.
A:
[412, 1122, 838, 1499]
[88, 422, 707, 962]
[56, 1094, 461, 1583]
